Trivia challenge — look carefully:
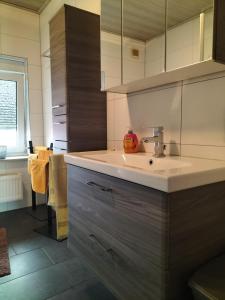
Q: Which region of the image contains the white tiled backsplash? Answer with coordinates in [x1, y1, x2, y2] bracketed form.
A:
[107, 71, 225, 161]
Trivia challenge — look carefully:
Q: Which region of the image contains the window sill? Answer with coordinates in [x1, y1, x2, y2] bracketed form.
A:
[0, 156, 28, 161]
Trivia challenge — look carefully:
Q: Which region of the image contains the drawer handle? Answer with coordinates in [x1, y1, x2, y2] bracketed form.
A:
[89, 234, 121, 263]
[89, 234, 111, 252]
[86, 181, 112, 193]
[53, 121, 66, 125]
[52, 104, 65, 109]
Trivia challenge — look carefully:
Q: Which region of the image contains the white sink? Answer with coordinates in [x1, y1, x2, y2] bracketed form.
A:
[64, 150, 225, 192]
[82, 152, 192, 171]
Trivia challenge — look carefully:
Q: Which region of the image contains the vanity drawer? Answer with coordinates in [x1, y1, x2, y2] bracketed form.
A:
[53, 115, 67, 141]
[54, 140, 68, 151]
[68, 214, 164, 300]
[52, 103, 67, 115]
[68, 165, 167, 269]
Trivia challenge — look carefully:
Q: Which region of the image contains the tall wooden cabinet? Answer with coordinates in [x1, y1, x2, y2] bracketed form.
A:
[50, 5, 107, 152]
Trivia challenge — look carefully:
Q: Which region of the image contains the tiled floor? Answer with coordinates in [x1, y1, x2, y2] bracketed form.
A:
[0, 207, 117, 300]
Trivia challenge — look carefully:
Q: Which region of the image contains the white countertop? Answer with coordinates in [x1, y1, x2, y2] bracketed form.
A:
[64, 150, 225, 192]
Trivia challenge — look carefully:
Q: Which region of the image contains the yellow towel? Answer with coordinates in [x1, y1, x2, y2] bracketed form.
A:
[27, 146, 48, 174]
[48, 154, 68, 240]
[28, 154, 38, 174]
[30, 159, 49, 194]
[38, 149, 52, 161]
[30, 149, 53, 194]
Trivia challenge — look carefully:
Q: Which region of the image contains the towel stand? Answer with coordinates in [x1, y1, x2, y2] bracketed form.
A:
[27, 141, 62, 241]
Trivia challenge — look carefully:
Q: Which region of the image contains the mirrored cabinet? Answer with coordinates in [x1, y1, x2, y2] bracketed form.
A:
[101, 0, 225, 93]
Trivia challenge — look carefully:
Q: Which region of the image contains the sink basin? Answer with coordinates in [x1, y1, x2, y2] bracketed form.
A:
[82, 152, 192, 171]
[64, 150, 225, 192]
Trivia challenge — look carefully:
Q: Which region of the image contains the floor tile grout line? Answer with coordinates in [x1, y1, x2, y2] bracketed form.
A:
[41, 247, 56, 265]
[0, 263, 54, 286]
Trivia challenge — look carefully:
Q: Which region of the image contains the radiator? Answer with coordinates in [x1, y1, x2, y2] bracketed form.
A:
[0, 173, 23, 202]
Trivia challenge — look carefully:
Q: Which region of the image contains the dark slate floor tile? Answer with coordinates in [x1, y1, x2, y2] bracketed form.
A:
[0, 209, 42, 239]
[10, 231, 60, 255]
[47, 280, 117, 300]
[42, 240, 75, 264]
[0, 249, 53, 285]
[8, 246, 16, 257]
[61, 257, 97, 287]
[0, 259, 77, 300]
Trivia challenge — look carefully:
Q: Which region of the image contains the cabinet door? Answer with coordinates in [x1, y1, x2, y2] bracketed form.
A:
[68, 165, 168, 300]
[101, 0, 122, 90]
[122, 0, 166, 84]
[166, 0, 214, 72]
[49, 7, 67, 108]
[53, 115, 67, 141]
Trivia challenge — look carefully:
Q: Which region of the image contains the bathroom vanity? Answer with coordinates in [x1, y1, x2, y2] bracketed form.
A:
[64, 151, 225, 300]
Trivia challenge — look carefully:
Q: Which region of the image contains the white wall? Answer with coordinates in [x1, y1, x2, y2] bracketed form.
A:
[107, 70, 225, 161]
[40, 0, 100, 146]
[0, 3, 44, 211]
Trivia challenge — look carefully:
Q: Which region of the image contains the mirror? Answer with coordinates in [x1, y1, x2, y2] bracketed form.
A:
[101, 0, 122, 90]
[166, 0, 214, 71]
[122, 0, 166, 84]
[101, 0, 215, 90]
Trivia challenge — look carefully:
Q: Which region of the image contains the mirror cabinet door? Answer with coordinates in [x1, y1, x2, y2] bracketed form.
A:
[101, 0, 122, 90]
[122, 0, 166, 85]
[166, 0, 214, 72]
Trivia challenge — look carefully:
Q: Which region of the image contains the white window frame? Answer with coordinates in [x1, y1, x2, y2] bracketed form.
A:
[0, 72, 26, 156]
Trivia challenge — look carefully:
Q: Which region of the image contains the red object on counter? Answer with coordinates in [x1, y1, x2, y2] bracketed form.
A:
[123, 130, 139, 153]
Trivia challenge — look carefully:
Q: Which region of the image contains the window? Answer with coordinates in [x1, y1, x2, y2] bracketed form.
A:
[0, 56, 29, 156]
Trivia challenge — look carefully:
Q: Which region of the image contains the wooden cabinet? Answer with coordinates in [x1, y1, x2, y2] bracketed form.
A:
[67, 164, 225, 300]
[50, 5, 106, 153]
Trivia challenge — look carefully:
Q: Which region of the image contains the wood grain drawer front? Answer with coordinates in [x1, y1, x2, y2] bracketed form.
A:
[53, 115, 67, 141]
[68, 166, 167, 269]
[52, 104, 67, 116]
[68, 216, 165, 300]
[54, 140, 67, 150]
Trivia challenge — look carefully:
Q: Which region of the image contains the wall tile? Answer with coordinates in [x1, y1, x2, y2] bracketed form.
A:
[107, 95, 114, 141]
[114, 95, 131, 141]
[128, 86, 182, 145]
[28, 65, 42, 90]
[182, 76, 225, 147]
[1, 35, 41, 66]
[30, 114, 44, 138]
[181, 145, 225, 161]
[29, 90, 43, 115]
[0, 3, 40, 41]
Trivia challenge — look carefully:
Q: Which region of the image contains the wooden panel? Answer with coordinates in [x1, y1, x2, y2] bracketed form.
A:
[53, 114, 67, 141]
[68, 165, 168, 300]
[68, 90, 107, 151]
[67, 163, 225, 300]
[52, 104, 67, 116]
[167, 181, 225, 300]
[53, 140, 67, 151]
[213, 0, 225, 64]
[65, 6, 102, 90]
[50, 5, 107, 151]
[68, 165, 168, 268]
[50, 7, 66, 108]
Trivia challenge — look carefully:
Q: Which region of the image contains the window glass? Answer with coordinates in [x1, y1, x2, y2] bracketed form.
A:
[0, 56, 29, 156]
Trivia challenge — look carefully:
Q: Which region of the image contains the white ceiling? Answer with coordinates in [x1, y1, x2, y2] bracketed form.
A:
[101, 0, 213, 41]
[0, 0, 51, 13]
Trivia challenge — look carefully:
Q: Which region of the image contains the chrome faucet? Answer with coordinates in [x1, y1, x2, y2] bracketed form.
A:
[142, 127, 166, 158]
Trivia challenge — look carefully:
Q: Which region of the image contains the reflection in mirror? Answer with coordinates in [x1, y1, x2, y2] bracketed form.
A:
[122, 0, 166, 84]
[101, 0, 122, 90]
[166, 0, 214, 71]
